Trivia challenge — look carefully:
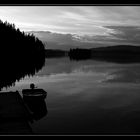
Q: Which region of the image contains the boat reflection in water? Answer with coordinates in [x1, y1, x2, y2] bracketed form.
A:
[22, 87, 48, 122]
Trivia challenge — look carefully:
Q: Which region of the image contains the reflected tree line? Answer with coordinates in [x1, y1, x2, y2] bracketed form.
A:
[0, 20, 45, 90]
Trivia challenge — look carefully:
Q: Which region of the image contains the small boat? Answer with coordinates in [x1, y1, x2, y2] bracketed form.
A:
[22, 88, 47, 100]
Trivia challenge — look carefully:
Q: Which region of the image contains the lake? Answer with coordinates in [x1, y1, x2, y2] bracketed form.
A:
[3, 57, 140, 135]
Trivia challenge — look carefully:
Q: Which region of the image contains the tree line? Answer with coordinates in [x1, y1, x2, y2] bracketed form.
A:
[0, 20, 46, 90]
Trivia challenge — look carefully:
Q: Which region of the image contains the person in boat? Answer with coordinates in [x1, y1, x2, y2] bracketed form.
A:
[30, 83, 37, 90]
[22, 83, 47, 97]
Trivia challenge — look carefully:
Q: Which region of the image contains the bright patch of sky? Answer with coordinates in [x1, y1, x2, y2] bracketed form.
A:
[0, 6, 140, 36]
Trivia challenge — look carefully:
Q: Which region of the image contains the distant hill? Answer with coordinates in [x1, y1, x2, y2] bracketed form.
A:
[68, 45, 140, 63]
[45, 45, 140, 59]
[90, 45, 140, 52]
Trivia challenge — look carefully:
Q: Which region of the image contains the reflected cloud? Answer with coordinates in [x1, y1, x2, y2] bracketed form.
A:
[104, 64, 140, 83]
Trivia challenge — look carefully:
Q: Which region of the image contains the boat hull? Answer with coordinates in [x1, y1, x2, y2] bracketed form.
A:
[22, 89, 47, 100]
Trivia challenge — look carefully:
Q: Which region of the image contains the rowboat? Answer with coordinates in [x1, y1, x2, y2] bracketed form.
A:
[22, 89, 47, 99]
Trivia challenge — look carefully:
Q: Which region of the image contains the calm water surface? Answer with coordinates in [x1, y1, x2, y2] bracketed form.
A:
[4, 57, 140, 134]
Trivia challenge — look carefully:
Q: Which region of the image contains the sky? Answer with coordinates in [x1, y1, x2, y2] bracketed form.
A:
[1, 6, 140, 48]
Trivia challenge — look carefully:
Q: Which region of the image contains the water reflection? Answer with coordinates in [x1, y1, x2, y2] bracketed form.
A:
[37, 57, 115, 76]
[3, 56, 140, 91]
[5, 57, 140, 134]
[23, 96, 48, 122]
[104, 64, 140, 83]
[37, 58, 140, 85]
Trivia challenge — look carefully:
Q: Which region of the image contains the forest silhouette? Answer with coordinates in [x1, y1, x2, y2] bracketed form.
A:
[68, 46, 140, 63]
[0, 20, 45, 90]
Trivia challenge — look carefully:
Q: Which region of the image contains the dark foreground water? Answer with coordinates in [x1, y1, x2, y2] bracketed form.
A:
[3, 57, 140, 135]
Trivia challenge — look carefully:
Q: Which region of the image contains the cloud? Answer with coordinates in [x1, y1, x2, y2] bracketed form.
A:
[30, 25, 140, 50]
[1, 6, 140, 50]
[1, 6, 140, 35]
[29, 31, 106, 50]
[70, 26, 140, 46]
[104, 26, 140, 45]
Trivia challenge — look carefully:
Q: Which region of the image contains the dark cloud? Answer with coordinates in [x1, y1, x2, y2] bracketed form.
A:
[77, 26, 140, 46]
[104, 26, 140, 45]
